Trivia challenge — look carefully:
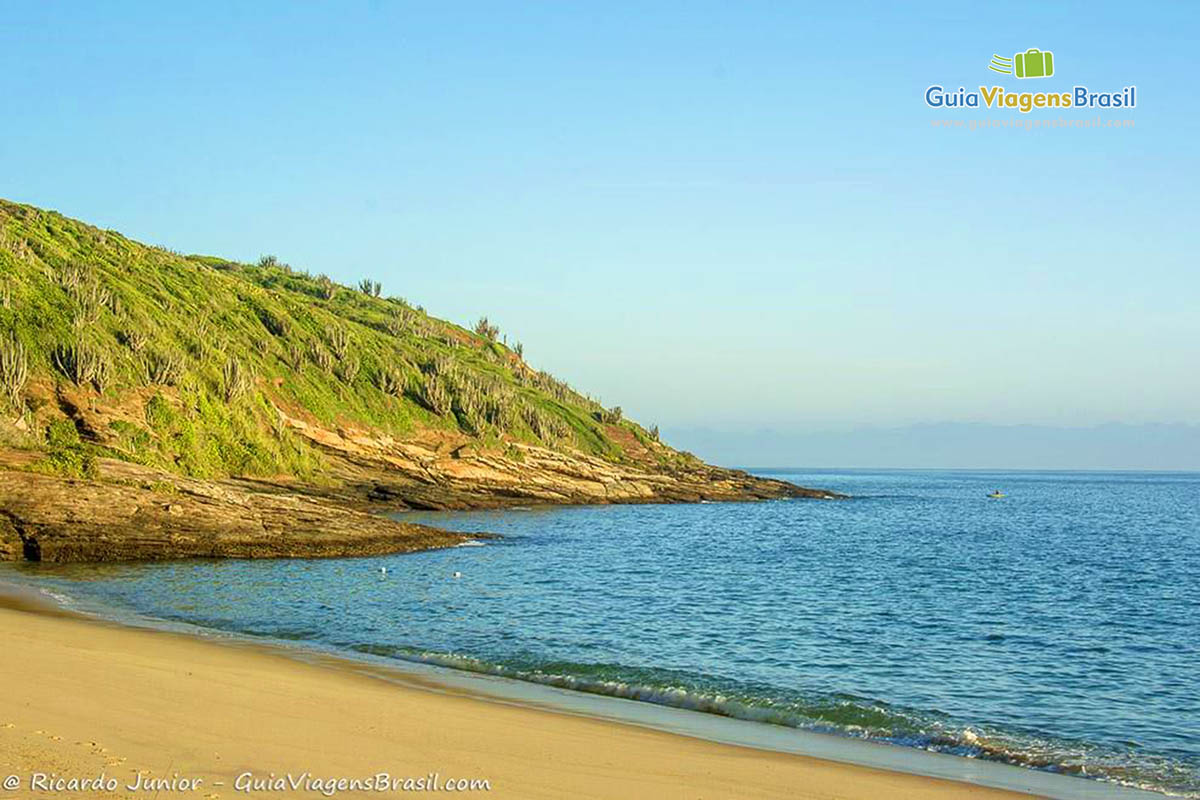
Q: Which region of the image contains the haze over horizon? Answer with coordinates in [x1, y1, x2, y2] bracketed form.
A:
[3, 2, 1196, 468]
[668, 422, 1200, 471]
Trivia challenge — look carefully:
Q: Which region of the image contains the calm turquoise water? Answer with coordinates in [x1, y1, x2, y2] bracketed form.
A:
[6, 470, 1199, 796]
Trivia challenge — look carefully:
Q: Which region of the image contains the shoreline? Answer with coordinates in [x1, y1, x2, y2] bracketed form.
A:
[0, 581, 1162, 800]
[0, 447, 841, 565]
[0, 585, 1031, 800]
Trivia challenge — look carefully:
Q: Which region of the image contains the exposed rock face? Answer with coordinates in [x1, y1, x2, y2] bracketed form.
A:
[0, 413, 841, 563]
[273, 409, 840, 509]
[0, 456, 478, 563]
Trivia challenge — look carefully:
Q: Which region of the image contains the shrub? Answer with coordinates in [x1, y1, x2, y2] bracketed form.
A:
[473, 317, 499, 341]
[315, 275, 336, 300]
[145, 392, 175, 430]
[358, 278, 381, 297]
[595, 406, 623, 424]
[42, 418, 97, 478]
[120, 329, 148, 352]
[0, 332, 28, 406]
[254, 305, 289, 337]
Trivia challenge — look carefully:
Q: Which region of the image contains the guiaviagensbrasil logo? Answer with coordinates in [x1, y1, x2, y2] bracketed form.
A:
[989, 49, 1053, 79]
[925, 48, 1136, 114]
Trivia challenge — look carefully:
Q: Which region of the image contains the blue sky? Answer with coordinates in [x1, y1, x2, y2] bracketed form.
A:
[2, 2, 1196, 464]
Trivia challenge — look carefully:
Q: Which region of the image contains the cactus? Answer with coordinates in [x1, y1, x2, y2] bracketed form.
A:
[309, 343, 334, 373]
[0, 332, 28, 406]
[286, 342, 305, 370]
[521, 404, 571, 444]
[328, 327, 350, 360]
[142, 350, 184, 386]
[385, 310, 409, 338]
[336, 357, 360, 385]
[121, 329, 148, 353]
[57, 264, 87, 291]
[358, 278, 381, 297]
[69, 279, 112, 328]
[52, 341, 111, 392]
[421, 354, 453, 377]
[408, 374, 450, 415]
[222, 357, 252, 402]
[376, 368, 403, 398]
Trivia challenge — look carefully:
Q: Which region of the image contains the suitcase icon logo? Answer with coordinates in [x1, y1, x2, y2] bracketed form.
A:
[988, 49, 1055, 79]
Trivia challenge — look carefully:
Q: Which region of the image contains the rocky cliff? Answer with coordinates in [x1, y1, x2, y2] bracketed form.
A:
[0, 199, 840, 563]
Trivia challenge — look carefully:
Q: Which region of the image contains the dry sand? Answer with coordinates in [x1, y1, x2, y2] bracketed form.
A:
[0, 599, 1037, 799]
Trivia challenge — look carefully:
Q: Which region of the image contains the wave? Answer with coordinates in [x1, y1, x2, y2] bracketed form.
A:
[344, 644, 1198, 797]
[8, 575, 1194, 798]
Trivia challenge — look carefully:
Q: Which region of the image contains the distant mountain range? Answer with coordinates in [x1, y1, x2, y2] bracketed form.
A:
[668, 422, 1200, 471]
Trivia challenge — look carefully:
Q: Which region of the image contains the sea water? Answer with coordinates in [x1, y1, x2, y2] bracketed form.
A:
[4, 470, 1198, 796]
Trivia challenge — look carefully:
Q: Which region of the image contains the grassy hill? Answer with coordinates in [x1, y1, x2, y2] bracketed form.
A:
[0, 198, 672, 482]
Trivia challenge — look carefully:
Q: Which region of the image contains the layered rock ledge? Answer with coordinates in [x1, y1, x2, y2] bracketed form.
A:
[0, 453, 478, 563]
[0, 428, 841, 563]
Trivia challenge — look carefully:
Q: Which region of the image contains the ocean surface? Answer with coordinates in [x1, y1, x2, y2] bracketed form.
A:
[4, 470, 1198, 796]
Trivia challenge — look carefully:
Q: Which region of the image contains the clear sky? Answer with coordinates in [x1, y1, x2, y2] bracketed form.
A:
[2, 2, 1197, 465]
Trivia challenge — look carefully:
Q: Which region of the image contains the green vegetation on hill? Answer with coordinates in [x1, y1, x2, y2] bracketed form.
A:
[0, 199, 666, 479]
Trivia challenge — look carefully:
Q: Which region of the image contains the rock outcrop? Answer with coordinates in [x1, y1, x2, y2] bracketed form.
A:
[0, 430, 840, 563]
[0, 452, 480, 563]
[0, 400, 842, 563]
[272, 407, 840, 509]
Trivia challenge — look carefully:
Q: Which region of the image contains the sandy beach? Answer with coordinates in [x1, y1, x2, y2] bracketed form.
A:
[0, 597, 1036, 800]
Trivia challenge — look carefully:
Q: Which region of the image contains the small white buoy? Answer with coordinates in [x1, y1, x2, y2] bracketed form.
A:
[452, 571, 462, 579]
[379, 566, 388, 575]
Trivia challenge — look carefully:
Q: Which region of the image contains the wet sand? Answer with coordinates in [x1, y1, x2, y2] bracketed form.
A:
[0, 597, 1037, 799]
